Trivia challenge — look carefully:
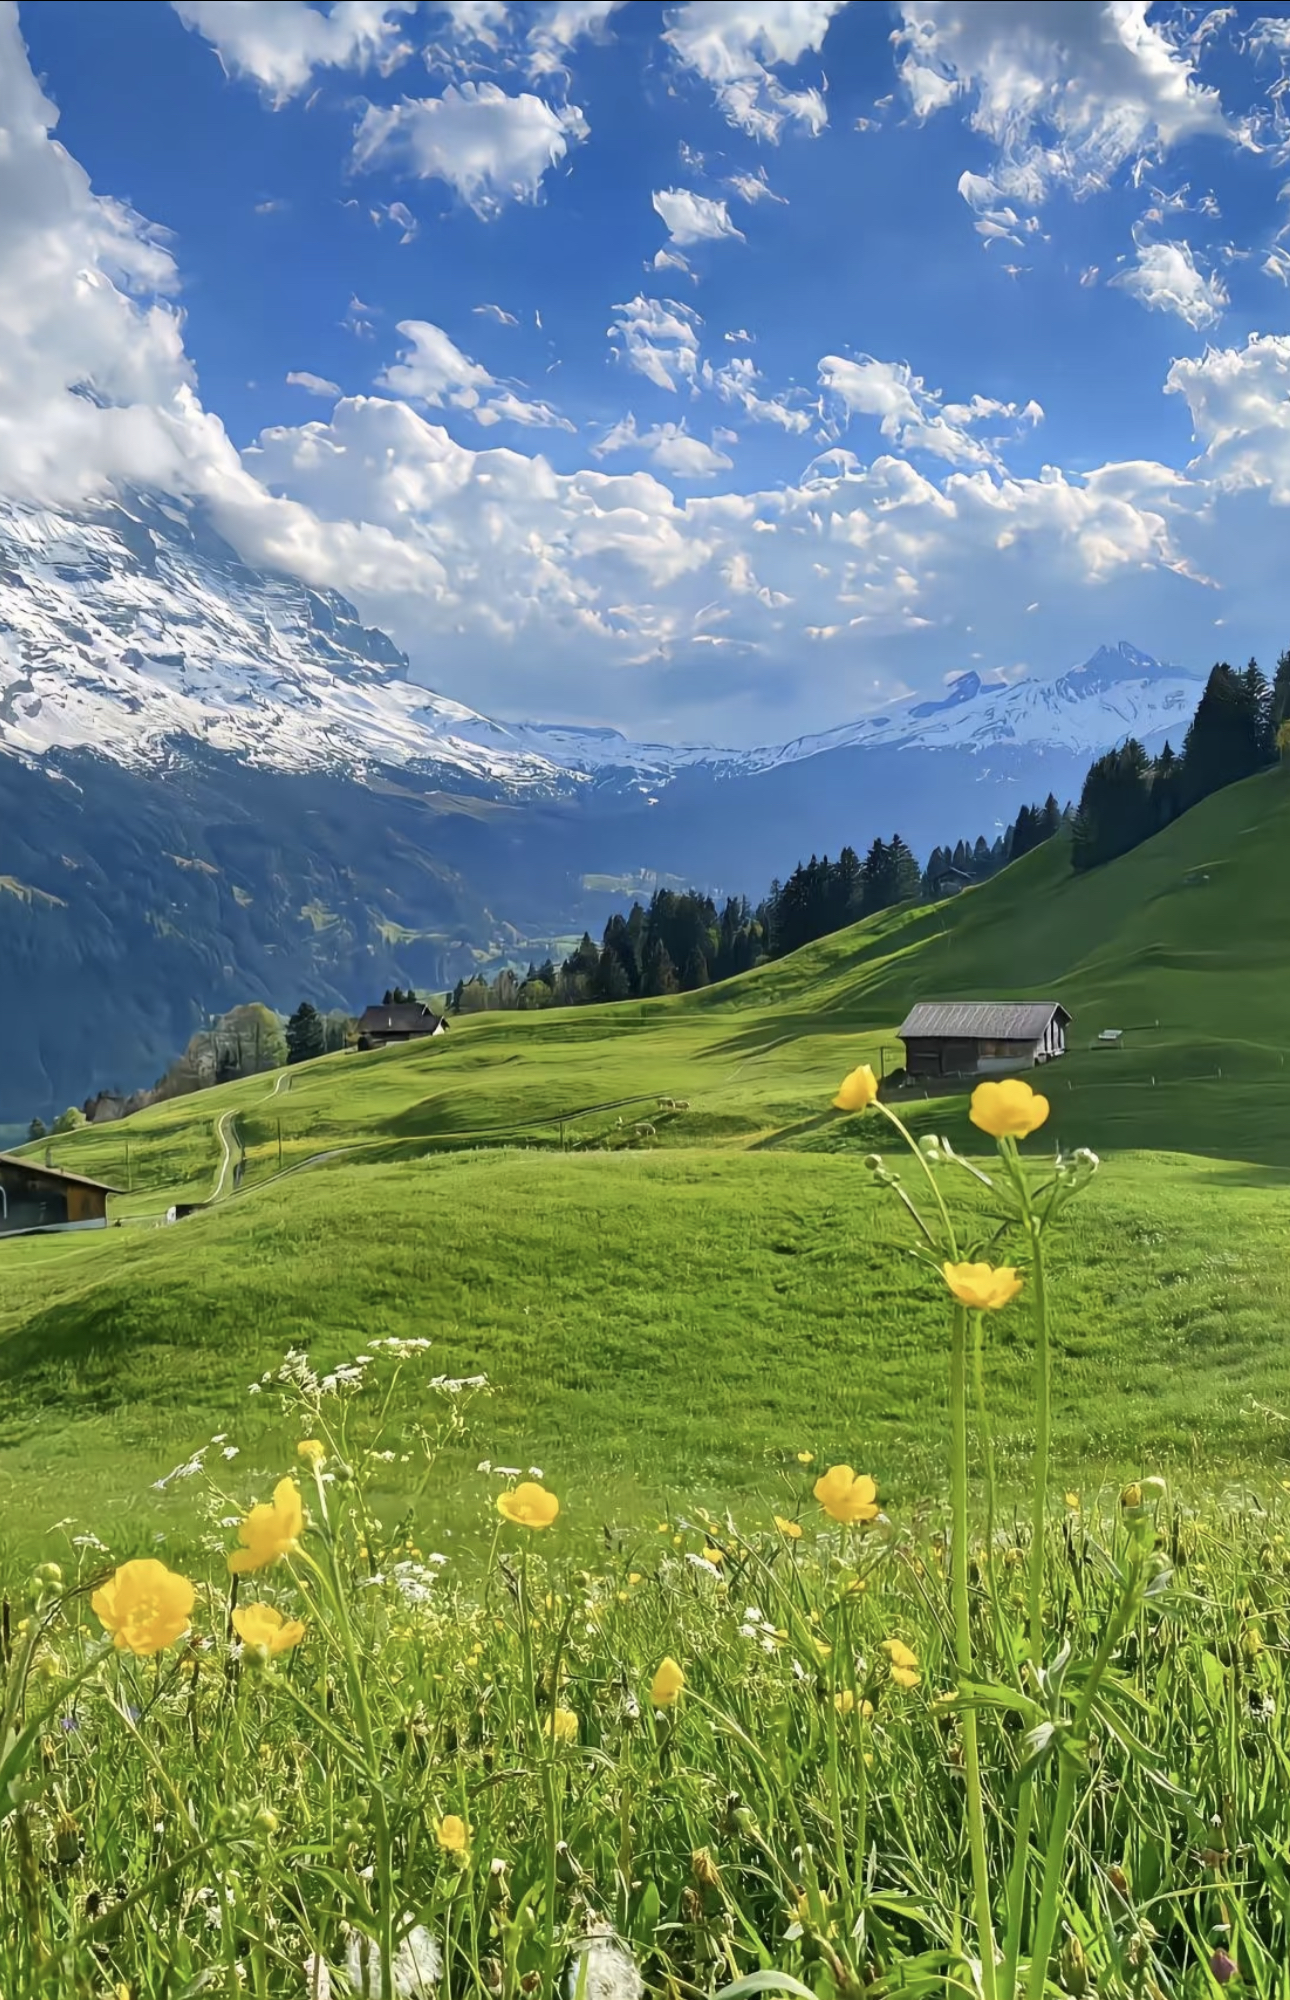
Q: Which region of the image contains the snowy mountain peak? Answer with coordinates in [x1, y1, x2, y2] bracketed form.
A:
[908, 670, 985, 719]
[0, 488, 1205, 800]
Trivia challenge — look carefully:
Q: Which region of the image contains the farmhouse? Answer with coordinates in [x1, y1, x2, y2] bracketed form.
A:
[898, 1000, 1070, 1079]
[0, 1154, 120, 1237]
[931, 865, 974, 898]
[355, 1001, 447, 1050]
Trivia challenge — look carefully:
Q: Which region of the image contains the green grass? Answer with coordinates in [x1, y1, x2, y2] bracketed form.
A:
[8, 767, 1290, 1548]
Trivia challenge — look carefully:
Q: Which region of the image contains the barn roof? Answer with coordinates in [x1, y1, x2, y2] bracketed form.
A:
[0, 1152, 122, 1194]
[357, 1003, 442, 1032]
[898, 1000, 1070, 1041]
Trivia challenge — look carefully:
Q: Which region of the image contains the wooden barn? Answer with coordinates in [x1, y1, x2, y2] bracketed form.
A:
[355, 1001, 447, 1050]
[898, 1001, 1070, 1080]
[0, 1154, 121, 1238]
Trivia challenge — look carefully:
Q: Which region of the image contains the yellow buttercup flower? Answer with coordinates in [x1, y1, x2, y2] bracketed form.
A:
[231, 1603, 306, 1656]
[651, 1656, 685, 1707]
[942, 1262, 1024, 1311]
[296, 1439, 325, 1465]
[834, 1690, 874, 1717]
[496, 1482, 560, 1529]
[228, 1478, 305, 1574]
[702, 1546, 724, 1566]
[774, 1515, 803, 1541]
[91, 1559, 195, 1658]
[547, 1707, 579, 1742]
[833, 1064, 879, 1113]
[796, 1451, 814, 1465]
[435, 1814, 471, 1852]
[882, 1638, 920, 1689]
[813, 1465, 879, 1525]
[969, 1078, 1049, 1141]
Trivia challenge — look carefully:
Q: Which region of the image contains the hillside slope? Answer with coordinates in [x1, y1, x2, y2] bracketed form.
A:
[31, 758, 1290, 1192]
[7, 770, 1290, 1543]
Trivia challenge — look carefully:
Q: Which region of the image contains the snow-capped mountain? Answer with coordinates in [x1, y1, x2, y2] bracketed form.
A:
[470, 641, 1202, 787]
[0, 492, 1200, 796]
[0, 494, 578, 796]
[0, 488, 1215, 1122]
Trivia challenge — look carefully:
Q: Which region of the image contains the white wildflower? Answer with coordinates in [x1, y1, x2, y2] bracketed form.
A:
[71, 1533, 108, 1552]
[222, 1446, 240, 1460]
[344, 1924, 442, 1996]
[429, 1374, 488, 1396]
[567, 1929, 643, 2000]
[392, 1561, 439, 1605]
[247, 1384, 262, 1395]
[153, 1451, 206, 1492]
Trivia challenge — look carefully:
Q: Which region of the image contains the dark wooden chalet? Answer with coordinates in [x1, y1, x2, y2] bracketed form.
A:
[898, 1001, 1070, 1079]
[0, 1154, 121, 1238]
[356, 1002, 447, 1050]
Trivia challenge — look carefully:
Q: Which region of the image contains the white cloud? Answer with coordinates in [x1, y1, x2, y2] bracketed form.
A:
[595, 414, 733, 478]
[13, 2, 1290, 740]
[473, 302, 520, 325]
[352, 82, 588, 218]
[368, 198, 419, 243]
[608, 296, 702, 392]
[726, 167, 786, 205]
[895, 1, 1241, 217]
[1111, 234, 1228, 328]
[287, 370, 342, 397]
[819, 354, 1042, 466]
[663, 0, 845, 142]
[172, 0, 415, 103]
[709, 356, 810, 432]
[525, 0, 625, 76]
[652, 188, 745, 248]
[1166, 333, 1290, 500]
[435, 0, 509, 38]
[376, 320, 574, 429]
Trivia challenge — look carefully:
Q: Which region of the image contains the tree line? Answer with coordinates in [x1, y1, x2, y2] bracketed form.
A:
[1071, 655, 1290, 871]
[449, 799, 1066, 1015]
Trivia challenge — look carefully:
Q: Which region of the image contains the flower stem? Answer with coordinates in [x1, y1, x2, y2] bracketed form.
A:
[951, 1302, 998, 2000]
[1023, 1545, 1145, 1998]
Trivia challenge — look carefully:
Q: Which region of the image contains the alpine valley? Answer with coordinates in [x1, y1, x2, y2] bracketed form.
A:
[0, 490, 1205, 1118]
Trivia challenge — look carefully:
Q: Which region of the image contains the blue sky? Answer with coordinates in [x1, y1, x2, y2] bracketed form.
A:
[7, 1, 1290, 742]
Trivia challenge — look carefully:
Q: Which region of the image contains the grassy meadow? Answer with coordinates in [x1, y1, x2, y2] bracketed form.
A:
[3, 1070, 1288, 1996]
[6, 765, 1290, 1552]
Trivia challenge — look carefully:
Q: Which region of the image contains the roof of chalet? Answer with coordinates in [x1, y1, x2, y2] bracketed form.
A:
[0, 1152, 123, 1194]
[898, 1000, 1071, 1041]
[356, 1003, 443, 1033]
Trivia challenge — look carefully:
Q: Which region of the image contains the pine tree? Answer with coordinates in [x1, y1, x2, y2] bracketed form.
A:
[681, 947, 710, 991]
[594, 947, 632, 1002]
[1071, 740, 1153, 871]
[286, 1000, 326, 1065]
[1272, 648, 1290, 732]
[641, 940, 679, 996]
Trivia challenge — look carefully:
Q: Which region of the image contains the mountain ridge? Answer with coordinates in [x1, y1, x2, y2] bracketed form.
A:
[0, 486, 1217, 1117]
[0, 492, 1202, 793]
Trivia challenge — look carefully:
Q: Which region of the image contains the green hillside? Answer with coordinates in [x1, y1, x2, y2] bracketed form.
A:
[5, 766, 1290, 1553]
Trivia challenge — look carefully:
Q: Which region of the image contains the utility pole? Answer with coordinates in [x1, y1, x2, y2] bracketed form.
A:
[125, 1137, 131, 1192]
[277, 1118, 283, 1170]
